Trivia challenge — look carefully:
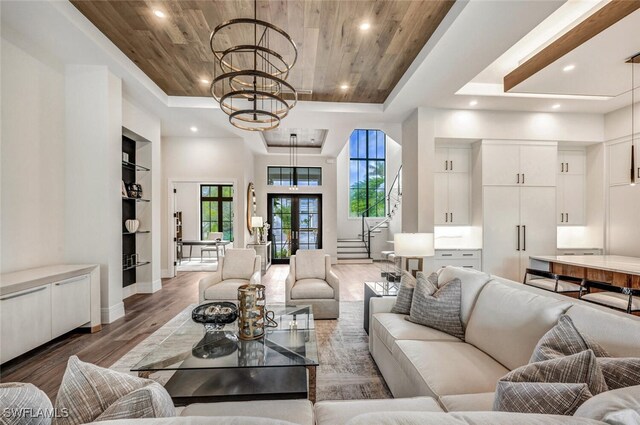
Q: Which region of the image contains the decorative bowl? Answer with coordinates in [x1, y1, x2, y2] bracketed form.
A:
[192, 331, 238, 359]
[192, 302, 238, 332]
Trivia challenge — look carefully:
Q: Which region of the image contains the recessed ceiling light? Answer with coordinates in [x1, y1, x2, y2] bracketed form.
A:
[153, 10, 165, 18]
[359, 22, 371, 31]
[469, 100, 478, 106]
[200, 79, 210, 84]
[562, 64, 576, 72]
[552, 104, 561, 109]
[340, 84, 349, 90]
[190, 126, 198, 132]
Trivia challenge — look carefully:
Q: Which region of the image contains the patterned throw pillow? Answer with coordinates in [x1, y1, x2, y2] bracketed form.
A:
[53, 356, 175, 425]
[406, 272, 464, 340]
[0, 382, 53, 425]
[390, 271, 416, 314]
[597, 358, 640, 390]
[494, 350, 608, 415]
[530, 315, 608, 363]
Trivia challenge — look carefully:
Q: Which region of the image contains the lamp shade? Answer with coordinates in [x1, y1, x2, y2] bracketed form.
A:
[394, 233, 434, 257]
[251, 216, 264, 228]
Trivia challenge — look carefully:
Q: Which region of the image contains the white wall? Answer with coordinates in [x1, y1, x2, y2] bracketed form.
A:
[253, 154, 338, 262]
[161, 136, 254, 274]
[1, 37, 65, 273]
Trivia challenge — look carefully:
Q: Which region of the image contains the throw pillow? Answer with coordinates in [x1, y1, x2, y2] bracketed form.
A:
[53, 356, 175, 425]
[94, 382, 175, 421]
[0, 382, 53, 425]
[597, 358, 640, 390]
[406, 272, 464, 340]
[390, 271, 416, 314]
[494, 350, 608, 415]
[530, 315, 608, 363]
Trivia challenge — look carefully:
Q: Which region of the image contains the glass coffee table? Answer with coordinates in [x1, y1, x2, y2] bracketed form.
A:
[132, 304, 318, 405]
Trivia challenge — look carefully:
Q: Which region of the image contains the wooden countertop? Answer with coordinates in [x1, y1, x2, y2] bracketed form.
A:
[530, 255, 640, 276]
[1, 264, 98, 296]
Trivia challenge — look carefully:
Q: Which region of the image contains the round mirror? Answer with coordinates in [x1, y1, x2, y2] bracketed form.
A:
[247, 182, 257, 235]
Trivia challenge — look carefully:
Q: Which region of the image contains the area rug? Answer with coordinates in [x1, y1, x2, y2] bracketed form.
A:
[110, 301, 391, 401]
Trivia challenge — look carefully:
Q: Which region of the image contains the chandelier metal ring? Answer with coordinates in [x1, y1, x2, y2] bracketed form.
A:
[211, 69, 298, 109]
[217, 44, 291, 81]
[210, 18, 298, 77]
[218, 89, 292, 122]
[229, 109, 281, 132]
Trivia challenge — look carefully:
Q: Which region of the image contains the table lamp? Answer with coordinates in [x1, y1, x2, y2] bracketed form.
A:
[394, 233, 435, 277]
[251, 216, 264, 243]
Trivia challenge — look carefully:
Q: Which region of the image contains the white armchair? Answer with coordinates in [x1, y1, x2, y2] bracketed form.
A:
[286, 250, 339, 319]
[199, 248, 261, 303]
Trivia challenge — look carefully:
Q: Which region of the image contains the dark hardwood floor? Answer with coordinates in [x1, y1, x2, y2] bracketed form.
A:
[0, 263, 383, 400]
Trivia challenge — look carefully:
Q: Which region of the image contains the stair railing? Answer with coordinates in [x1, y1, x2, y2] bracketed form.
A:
[359, 166, 402, 259]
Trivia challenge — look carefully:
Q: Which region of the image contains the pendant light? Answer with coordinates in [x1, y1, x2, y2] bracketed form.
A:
[630, 53, 639, 186]
[209, 0, 298, 131]
[289, 133, 298, 191]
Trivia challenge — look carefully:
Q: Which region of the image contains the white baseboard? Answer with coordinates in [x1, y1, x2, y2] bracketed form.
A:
[101, 302, 125, 323]
[122, 284, 137, 299]
[137, 279, 161, 293]
[161, 269, 173, 278]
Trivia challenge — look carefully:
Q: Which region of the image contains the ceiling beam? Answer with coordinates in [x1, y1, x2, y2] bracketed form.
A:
[504, 0, 640, 92]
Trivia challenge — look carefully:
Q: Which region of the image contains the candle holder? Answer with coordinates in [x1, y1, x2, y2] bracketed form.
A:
[237, 284, 277, 340]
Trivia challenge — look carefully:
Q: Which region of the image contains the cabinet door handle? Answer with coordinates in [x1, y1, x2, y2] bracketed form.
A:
[445, 160, 448, 171]
[522, 174, 525, 184]
[0, 286, 47, 301]
[55, 275, 88, 286]
[566, 213, 569, 223]
[561, 163, 565, 173]
[566, 163, 569, 173]
[450, 160, 453, 171]
[516, 225, 521, 251]
[442, 254, 453, 257]
[561, 213, 564, 223]
[522, 225, 526, 251]
[517, 174, 520, 184]
[445, 212, 448, 223]
[450, 212, 453, 222]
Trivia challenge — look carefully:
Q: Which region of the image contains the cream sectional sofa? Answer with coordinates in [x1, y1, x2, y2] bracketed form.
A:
[368, 266, 640, 412]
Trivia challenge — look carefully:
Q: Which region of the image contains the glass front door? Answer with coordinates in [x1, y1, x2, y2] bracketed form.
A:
[268, 194, 322, 263]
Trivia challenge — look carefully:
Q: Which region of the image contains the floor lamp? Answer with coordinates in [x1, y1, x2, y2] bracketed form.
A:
[394, 233, 435, 277]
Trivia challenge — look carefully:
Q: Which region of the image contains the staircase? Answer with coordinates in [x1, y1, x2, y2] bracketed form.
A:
[337, 166, 402, 263]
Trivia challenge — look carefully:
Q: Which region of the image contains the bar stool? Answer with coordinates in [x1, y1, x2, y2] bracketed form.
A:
[579, 279, 640, 315]
[523, 268, 582, 293]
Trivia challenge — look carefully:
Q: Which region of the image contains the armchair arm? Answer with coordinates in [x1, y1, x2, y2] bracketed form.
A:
[249, 270, 261, 285]
[253, 255, 262, 275]
[198, 257, 224, 303]
[325, 255, 340, 301]
[286, 255, 296, 304]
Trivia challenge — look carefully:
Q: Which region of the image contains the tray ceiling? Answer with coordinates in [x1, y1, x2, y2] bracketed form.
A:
[70, 0, 455, 103]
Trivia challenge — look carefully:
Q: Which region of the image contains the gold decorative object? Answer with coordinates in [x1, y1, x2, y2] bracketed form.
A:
[237, 284, 277, 340]
[209, 0, 298, 131]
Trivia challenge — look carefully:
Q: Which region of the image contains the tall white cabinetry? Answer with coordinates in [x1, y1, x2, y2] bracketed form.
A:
[557, 150, 586, 225]
[434, 147, 471, 225]
[481, 141, 557, 281]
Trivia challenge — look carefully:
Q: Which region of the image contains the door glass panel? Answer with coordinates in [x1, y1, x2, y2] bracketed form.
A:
[298, 196, 320, 251]
[271, 196, 292, 260]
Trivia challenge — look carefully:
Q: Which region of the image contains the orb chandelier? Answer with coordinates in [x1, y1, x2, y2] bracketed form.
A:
[209, 0, 298, 131]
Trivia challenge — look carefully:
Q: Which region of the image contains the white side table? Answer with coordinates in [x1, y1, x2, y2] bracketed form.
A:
[246, 241, 272, 274]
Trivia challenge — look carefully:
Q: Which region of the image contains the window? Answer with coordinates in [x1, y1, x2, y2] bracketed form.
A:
[201, 185, 234, 241]
[349, 129, 386, 217]
[267, 167, 322, 186]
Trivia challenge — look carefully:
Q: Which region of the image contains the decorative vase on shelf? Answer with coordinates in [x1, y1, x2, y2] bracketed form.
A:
[125, 219, 140, 233]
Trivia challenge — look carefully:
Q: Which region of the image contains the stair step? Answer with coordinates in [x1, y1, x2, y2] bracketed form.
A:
[337, 252, 371, 259]
[337, 238, 363, 242]
[337, 246, 367, 250]
[338, 258, 373, 264]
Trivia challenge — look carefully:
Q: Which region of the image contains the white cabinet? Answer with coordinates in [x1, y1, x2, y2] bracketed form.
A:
[483, 186, 556, 281]
[557, 150, 586, 225]
[51, 274, 91, 338]
[435, 147, 471, 225]
[434, 250, 482, 270]
[609, 140, 636, 186]
[482, 142, 557, 186]
[1, 285, 52, 363]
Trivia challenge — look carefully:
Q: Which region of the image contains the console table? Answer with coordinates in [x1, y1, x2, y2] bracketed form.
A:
[530, 255, 640, 289]
[0, 264, 101, 363]
[246, 241, 272, 274]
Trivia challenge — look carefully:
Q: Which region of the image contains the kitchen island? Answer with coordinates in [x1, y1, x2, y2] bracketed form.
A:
[530, 255, 640, 289]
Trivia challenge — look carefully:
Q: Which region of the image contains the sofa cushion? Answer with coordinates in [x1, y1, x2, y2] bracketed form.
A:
[181, 400, 313, 425]
[390, 271, 416, 315]
[92, 418, 300, 425]
[372, 313, 461, 353]
[438, 392, 495, 412]
[345, 411, 605, 425]
[437, 266, 491, 326]
[0, 382, 53, 425]
[315, 397, 442, 425]
[204, 279, 249, 300]
[290, 279, 334, 299]
[597, 357, 640, 390]
[574, 384, 640, 422]
[465, 281, 572, 370]
[222, 249, 256, 280]
[393, 340, 509, 398]
[408, 273, 464, 340]
[295, 250, 326, 280]
[54, 356, 175, 425]
[565, 304, 640, 358]
[96, 382, 176, 421]
[530, 315, 609, 363]
[494, 350, 608, 415]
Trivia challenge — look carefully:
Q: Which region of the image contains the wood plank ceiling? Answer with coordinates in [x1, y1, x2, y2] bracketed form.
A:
[71, 0, 455, 103]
